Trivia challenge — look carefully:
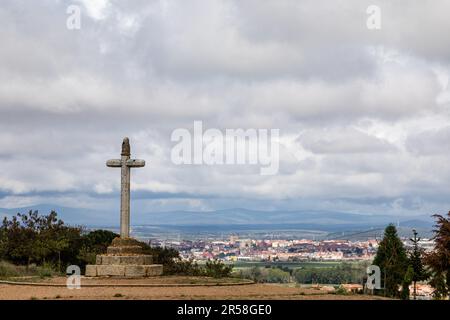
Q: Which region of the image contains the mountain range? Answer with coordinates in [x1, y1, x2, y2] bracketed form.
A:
[0, 205, 434, 232]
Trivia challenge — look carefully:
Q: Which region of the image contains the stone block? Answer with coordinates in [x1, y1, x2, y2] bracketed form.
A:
[145, 264, 163, 276]
[85, 265, 98, 277]
[124, 265, 146, 277]
[142, 256, 153, 265]
[101, 255, 122, 265]
[120, 256, 141, 265]
[95, 255, 103, 265]
[96, 265, 125, 277]
[123, 255, 153, 265]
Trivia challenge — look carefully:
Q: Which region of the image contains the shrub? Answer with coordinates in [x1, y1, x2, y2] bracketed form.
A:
[236, 266, 290, 283]
[0, 260, 60, 279]
[38, 262, 59, 278]
[293, 262, 369, 285]
[167, 258, 204, 276]
[142, 246, 233, 278]
[0, 260, 21, 278]
[204, 259, 233, 278]
[141, 244, 180, 265]
[334, 285, 348, 295]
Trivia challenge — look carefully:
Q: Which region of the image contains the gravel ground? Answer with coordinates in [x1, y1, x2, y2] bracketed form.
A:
[0, 278, 388, 300]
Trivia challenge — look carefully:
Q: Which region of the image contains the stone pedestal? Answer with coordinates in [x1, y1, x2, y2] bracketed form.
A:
[85, 238, 163, 277]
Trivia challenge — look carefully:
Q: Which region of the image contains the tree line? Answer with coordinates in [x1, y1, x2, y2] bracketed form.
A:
[0, 210, 232, 278]
[372, 211, 450, 299]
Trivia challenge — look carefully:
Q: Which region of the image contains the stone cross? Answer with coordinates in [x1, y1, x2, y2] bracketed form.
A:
[106, 137, 145, 238]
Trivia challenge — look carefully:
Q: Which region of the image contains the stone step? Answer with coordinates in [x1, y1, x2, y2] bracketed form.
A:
[85, 264, 163, 277]
[107, 245, 143, 255]
[96, 255, 153, 265]
[111, 238, 143, 247]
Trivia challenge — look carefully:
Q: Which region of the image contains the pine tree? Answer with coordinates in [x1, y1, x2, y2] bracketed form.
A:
[373, 224, 408, 298]
[425, 211, 450, 299]
[408, 229, 428, 299]
[401, 265, 414, 300]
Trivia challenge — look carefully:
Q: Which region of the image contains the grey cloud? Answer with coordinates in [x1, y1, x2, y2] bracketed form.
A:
[406, 126, 450, 156]
[0, 0, 450, 218]
[298, 127, 398, 154]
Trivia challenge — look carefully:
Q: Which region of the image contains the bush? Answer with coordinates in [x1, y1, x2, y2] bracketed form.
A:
[38, 262, 59, 278]
[293, 262, 368, 285]
[266, 268, 290, 283]
[236, 266, 265, 283]
[334, 285, 348, 295]
[0, 260, 61, 279]
[204, 259, 233, 278]
[141, 243, 233, 278]
[141, 244, 180, 265]
[167, 258, 204, 276]
[140, 243, 233, 277]
[0, 260, 21, 278]
[236, 266, 290, 283]
[81, 230, 118, 254]
[139, 242, 189, 275]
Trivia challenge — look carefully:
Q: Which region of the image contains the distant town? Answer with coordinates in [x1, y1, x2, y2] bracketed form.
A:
[146, 236, 435, 263]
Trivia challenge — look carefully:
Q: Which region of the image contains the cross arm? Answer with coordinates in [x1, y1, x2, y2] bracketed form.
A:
[106, 159, 122, 167]
[126, 159, 145, 168]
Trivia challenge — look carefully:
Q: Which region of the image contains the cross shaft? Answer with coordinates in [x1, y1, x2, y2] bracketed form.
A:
[106, 137, 145, 238]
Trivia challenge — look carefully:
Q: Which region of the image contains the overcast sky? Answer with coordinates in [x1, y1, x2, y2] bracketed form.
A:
[1, 0, 450, 218]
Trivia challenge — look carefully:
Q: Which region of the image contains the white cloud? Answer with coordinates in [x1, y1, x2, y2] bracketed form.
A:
[76, 0, 110, 20]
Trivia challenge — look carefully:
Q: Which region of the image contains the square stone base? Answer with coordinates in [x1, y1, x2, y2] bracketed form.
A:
[85, 237, 163, 277]
[85, 264, 163, 277]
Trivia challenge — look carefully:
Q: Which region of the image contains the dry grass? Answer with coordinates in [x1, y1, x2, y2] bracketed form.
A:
[0, 260, 59, 279]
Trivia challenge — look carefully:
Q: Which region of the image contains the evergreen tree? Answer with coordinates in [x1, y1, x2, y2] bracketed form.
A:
[425, 211, 450, 299]
[408, 229, 428, 299]
[401, 265, 414, 300]
[373, 224, 408, 298]
[0, 219, 7, 260]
